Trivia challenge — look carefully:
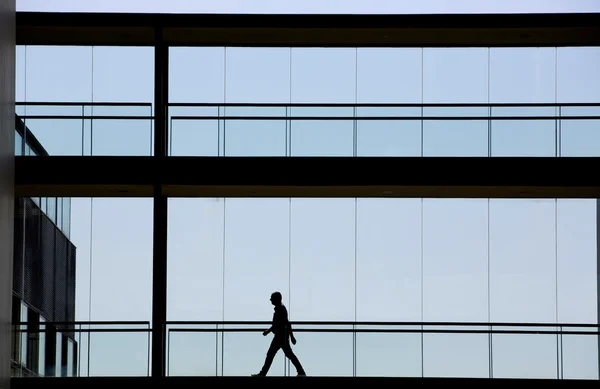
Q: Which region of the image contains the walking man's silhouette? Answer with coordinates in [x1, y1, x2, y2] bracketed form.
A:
[252, 292, 306, 377]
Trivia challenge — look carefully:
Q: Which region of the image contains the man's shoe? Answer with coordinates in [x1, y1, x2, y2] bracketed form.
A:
[297, 372, 307, 377]
[252, 373, 266, 377]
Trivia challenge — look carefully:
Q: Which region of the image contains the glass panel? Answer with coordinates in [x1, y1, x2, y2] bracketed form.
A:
[57, 198, 63, 232]
[557, 47, 600, 103]
[423, 48, 488, 103]
[88, 331, 149, 376]
[47, 198, 56, 224]
[62, 198, 71, 239]
[67, 339, 75, 377]
[489, 200, 557, 323]
[20, 304, 27, 367]
[560, 106, 600, 156]
[561, 328, 599, 380]
[290, 199, 355, 321]
[492, 327, 558, 379]
[16, 45, 25, 101]
[223, 107, 287, 156]
[223, 199, 289, 321]
[55, 332, 62, 377]
[92, 47, 154, 103]
[167, 199, 224, 321]
[356, 107, 421, 156]
[356, 199, 421, 321]
[91, 119, 153, 156]
[489, 48, 556, 103]
[422, 108, 488, 156]
[356, 48, 422, 103]
[290, 120, 354, 156]
[556, 200, 597, 323]
[22, 119, 84, 156]
[291, 48, 356, 103]
[224, 119, 287, 156]
[167, 326, 218, 376]
[491, 107, 556, 156]
[225, 47, 291, 103]
[356, 326, 422, 377]
[170, 119, 219, 156]
[86, 199, 153, 321]
[77, 331, 89, 377]
[423, 326, 490, 378]
[423, 199, 488, 322]
[15, 130, 23, 156]
[24, 46, 93, 102]
[169, 47, 225, 104]
[38, 318, 45, 377]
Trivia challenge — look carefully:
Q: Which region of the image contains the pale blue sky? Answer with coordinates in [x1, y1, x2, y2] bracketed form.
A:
[13, 0, 600, 380]
[15, 0, 600, 14]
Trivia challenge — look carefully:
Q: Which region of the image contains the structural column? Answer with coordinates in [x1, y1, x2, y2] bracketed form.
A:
[151, 25, 168, 378]
[0, 1, 15, 388]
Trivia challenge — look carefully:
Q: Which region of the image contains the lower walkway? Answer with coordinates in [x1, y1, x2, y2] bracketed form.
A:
[11, 376, 599, 388]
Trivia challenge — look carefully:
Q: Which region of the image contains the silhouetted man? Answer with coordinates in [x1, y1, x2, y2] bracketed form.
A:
[252, 291, 306, 377]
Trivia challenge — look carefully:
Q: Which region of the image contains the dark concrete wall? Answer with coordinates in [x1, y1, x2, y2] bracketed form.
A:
[0, 0, 15, 388]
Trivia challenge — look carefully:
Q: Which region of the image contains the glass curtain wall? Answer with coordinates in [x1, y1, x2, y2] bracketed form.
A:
[13, 45, 600, 379]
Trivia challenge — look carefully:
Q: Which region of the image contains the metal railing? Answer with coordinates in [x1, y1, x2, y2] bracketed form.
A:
[11, 321, 151, 378]
[14, 102, 600, 158]
[11, 320, 599, 379]
[15, 102, 154, 157]
[167, 102, 600, 157]
[165, 320, 599, 379]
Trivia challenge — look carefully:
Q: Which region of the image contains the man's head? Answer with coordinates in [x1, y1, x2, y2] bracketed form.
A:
[270, 291, 282, 306]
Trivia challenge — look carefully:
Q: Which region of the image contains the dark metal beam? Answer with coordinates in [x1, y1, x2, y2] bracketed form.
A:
[16, 11, 600, 47]
[151, 26, 168, 378]
[14, 156, 600, 199]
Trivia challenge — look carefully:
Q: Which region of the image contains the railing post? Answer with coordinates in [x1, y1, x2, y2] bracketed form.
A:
[151, 24, 169, 378]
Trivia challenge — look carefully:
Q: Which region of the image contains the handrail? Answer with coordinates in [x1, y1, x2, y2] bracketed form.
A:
[15, 101, 600, 108]
[165, 320, 599, 327]
[13, 321, 152, 333]
[15, 321, 151, 325]
[14, 320, 598, 329]
[169, 115, 600, 121]
[18, 115, 154, 120]
[16, 102, 152, 106]
[168, 102, 600, 107]
[167, 328, 599, 335]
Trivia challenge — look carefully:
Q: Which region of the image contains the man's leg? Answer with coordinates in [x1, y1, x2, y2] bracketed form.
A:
[281, 341, 306, 376]
[256, 337, 281, 376]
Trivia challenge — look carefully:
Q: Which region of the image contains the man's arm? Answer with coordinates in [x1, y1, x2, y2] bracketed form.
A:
[263, 320, 274, 335]
[263, 310, 276, 336]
